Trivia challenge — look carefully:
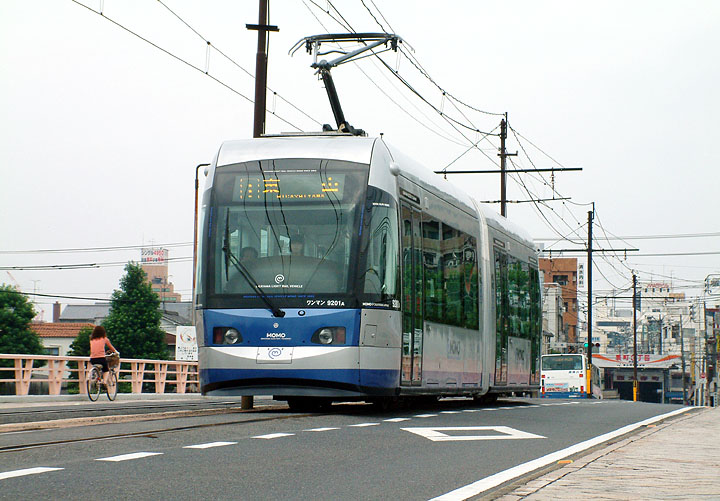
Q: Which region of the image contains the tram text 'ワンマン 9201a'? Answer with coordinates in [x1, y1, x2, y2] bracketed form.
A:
[195, 133, 542, 410]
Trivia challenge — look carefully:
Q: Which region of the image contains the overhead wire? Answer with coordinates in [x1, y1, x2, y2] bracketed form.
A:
[68, 0, 307, 132]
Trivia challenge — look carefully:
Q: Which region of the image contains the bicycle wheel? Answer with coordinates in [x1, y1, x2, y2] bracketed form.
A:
[87, 367, 101, 402]
[106, 370, 118, 401]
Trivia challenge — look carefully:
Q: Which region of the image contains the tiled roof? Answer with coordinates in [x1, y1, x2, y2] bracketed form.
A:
[31, 322, 95, 338]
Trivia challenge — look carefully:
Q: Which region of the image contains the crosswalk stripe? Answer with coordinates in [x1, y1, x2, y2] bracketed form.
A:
[184, 441, 237, 449]
[0, 467, 63, 480]
[96, 452, 163, 462]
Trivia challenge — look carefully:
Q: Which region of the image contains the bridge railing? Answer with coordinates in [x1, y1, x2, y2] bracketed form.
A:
[0, 354, 199, 396]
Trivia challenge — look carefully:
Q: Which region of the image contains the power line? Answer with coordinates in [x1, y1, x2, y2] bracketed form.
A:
[0, 242, 192, 254]
[68, 0, 305, 131]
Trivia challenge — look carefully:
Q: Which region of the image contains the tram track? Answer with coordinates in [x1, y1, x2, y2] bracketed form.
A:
[0, 410, 312, 453]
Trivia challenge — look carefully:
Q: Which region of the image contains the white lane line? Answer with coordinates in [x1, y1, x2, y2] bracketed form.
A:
[253, 433, 295, 439]
[429, 407, 694, 501]
[414, 414, 438, 418]
[348, 423, 380, 427]
[384, 418, 411, 422]
[462, 409, 480, 413]
[305, 427, 340, 432]
[96, 452, 162, 462]
[0, 467, 63, 480]
[441, 411, 461, 414]
[184, 441, 237, 449]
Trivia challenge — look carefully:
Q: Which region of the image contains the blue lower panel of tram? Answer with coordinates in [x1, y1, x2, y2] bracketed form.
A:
[200, 307, 400, 396]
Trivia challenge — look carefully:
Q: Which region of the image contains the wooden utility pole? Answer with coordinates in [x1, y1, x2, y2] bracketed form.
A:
[247, 0, 279, 138]
[586, 210, 593, 398]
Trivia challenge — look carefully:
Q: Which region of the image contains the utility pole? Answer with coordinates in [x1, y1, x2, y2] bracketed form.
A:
[498, 114, 517, 217]
[633, 273, 638, 402]
[247, 0, 279, 138]
[586, 210, 593, 398]
[243, 0, 277, 410]
[680, 313, 687, 405]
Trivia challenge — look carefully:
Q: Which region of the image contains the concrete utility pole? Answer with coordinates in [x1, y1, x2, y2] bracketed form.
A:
[680, 313, 687, 405]
[248, 0, 279, 138]
[498, 114, 517, 217]
[586, 209, 593, 398]
[633, 273, 638, 402]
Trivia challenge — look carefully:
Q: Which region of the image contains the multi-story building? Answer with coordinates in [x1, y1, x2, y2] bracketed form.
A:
[141, 247, 182, 303]
[539, 258, 579, 350]
[542, 282, 564, 353]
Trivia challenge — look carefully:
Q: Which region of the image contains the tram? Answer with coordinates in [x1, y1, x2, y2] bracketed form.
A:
[195, 133, 542, 409]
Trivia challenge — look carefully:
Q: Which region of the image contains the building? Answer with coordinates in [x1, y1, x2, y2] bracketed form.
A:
[31, 322, 94, 357]
[539, 258, 579, 350]
[141, 247, 182, 303]
[542, 282, 564, 353]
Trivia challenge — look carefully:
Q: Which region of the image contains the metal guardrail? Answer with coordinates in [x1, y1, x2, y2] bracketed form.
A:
[0, 354, 199, 396]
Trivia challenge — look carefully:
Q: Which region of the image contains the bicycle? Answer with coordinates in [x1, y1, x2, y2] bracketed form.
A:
[87, 352, 120, 402]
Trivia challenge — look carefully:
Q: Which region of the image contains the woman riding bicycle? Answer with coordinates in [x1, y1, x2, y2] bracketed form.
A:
[89, 326, 118, 386]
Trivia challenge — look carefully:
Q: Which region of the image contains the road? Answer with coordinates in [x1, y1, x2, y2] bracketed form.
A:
[0, 397, 687, 500]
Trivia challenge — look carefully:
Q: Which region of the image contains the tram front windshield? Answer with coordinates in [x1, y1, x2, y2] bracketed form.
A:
[205, 158, 369, 309]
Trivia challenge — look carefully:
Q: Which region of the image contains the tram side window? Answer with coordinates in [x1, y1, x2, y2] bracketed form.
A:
[495, 251, 508, 380]
[424, 216, 478, 329]
[360, 188, 399, 299]
[507, 257, 532, 339]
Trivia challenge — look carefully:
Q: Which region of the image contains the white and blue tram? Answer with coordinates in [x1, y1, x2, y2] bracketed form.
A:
[195, 133, 542, 408]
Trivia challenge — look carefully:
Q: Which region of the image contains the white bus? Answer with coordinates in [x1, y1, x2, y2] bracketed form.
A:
[541, 353, 600, 398]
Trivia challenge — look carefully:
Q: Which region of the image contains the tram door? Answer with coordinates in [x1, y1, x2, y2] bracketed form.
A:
[401, 203, 423, 385]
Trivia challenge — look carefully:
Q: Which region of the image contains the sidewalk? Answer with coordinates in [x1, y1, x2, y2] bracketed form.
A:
[498, 407, 720, 500]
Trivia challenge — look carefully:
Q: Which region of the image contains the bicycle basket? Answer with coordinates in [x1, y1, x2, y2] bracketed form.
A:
[106, 353, 120, 369]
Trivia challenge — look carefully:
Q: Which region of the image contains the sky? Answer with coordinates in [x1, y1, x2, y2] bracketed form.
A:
[1, 0, 719, 321]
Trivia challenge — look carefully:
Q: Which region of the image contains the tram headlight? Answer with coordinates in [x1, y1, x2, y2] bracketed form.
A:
[311, 327, 346, 345]
[213, 327, 243, 344]
[318, 328, 333, 345]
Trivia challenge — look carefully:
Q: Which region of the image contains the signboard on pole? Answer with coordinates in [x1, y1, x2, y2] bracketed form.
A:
[176, 326, 198, 361]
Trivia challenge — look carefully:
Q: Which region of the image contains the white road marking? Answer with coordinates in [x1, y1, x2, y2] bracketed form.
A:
[253, 433, 295, 439]
[384, 418, 411, 422]
[0, 467, 63, 480]
[184, 441, 237, 449]
[348, 422, 380, 427]
[305, 427, 340, 432]
[441, 411, 461, 414]
[414, 414, 438, 418]
[429, 407, 694, 500]
[462, 409, 480, 413]
[403, 426, 546, 442]
[96, 452, 162, 462]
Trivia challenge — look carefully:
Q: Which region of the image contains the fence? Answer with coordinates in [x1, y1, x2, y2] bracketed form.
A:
[0, 354, 199, 396]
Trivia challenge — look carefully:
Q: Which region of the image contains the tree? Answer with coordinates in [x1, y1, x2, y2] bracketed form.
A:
[68, 325, 93, 357]
[102, 263, 168, 360]
[0, 284, 45, 363]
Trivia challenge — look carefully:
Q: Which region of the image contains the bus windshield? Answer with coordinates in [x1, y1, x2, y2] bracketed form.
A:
[204, 158, 369, 309]
[542, 355, 584, 371]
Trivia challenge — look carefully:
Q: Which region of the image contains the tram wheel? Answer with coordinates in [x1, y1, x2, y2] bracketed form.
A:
[287, 397, 332, 412]
[473, 393, 498, 405]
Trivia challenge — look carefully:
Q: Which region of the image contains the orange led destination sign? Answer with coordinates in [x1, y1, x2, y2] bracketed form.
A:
[232, 172, 345, 201]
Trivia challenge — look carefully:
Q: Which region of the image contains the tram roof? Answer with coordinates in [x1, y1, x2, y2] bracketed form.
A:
[216, 135, 378, 167]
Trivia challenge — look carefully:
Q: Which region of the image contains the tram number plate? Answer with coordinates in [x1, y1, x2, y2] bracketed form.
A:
[256, 347, 294, 364]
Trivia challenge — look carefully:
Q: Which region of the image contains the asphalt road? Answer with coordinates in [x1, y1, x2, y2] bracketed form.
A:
[0, 398, 686, 500]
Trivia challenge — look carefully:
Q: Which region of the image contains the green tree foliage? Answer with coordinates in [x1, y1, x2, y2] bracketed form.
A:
[0, 284, 44, 364]
[68, 325, 93, 357]
[102, 263, 168, 360]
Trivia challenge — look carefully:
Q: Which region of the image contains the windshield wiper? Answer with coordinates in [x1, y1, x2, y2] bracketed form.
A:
[223, 210, 285, 318]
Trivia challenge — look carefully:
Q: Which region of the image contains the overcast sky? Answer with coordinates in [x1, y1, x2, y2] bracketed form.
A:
[1, 0, 718, 321]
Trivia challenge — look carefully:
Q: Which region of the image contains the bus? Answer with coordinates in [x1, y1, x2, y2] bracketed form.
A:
[541, 353, 600, 398]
